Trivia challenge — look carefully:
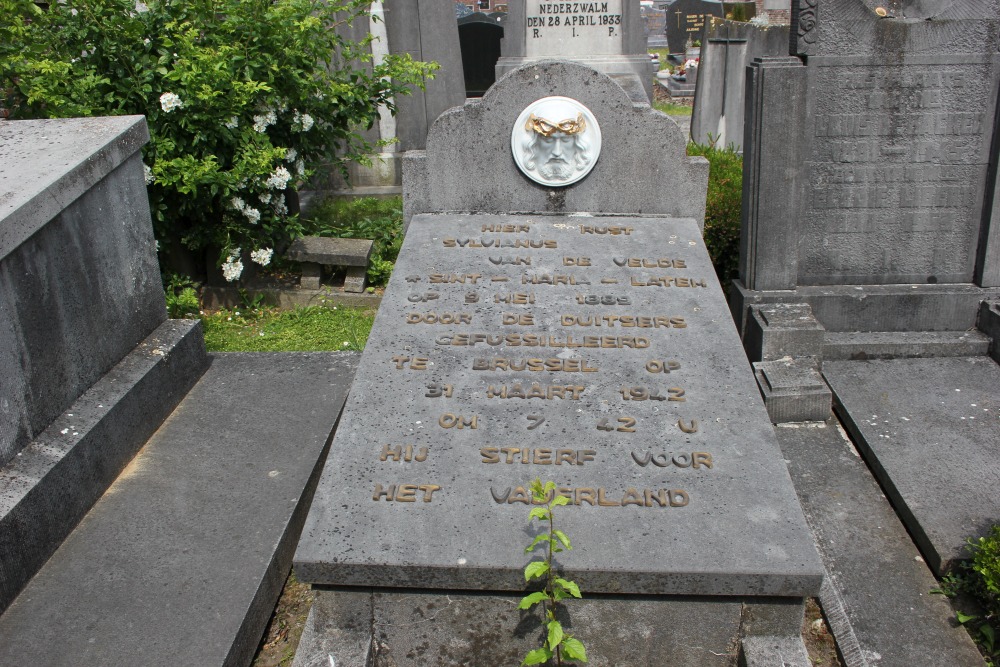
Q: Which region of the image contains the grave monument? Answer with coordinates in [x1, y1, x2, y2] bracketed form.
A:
[495, 0, 655, 101]
[292, 60, 823, 665]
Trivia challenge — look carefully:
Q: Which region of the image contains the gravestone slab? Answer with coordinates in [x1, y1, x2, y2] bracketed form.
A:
[295, 213, 823, 597]
[497, 0, 653, 101]
[663, 0, 725, 54]
[735, 1, 1000, 338]
[824, 357, 1000, 575]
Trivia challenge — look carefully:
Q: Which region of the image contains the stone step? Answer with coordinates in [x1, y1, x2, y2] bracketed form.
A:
[823, 330, 991, 361]
[823, 357, 1000, 576]
[774, 420, 984, 667]
[0, 352, 359, 667]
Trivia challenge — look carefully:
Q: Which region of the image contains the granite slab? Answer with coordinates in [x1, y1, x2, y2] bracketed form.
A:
[824, 357, 1000, 575]
[0, 352, 359, 667]
[295, 213, 822, 596]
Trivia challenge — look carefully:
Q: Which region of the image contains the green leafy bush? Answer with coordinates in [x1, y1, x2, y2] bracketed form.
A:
[1, 0, 435, 280]
[688, 142, 743, 285]
[938, 525, 1000, 664]
[163, 273, 200, 318]
[303, 196, 403, 287]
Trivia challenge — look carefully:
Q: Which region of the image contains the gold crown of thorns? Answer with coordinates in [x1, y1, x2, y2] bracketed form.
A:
[525, 113, 586, 137]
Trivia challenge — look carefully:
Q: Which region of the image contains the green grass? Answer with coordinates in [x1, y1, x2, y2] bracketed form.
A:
[202, 305, 375, 352]
[653, 100, 693, 117]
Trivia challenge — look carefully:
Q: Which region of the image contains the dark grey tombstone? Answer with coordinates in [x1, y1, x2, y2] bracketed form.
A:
[643, 5, 668, 48]
[734, 0, 1000, 337]
[496, 0, 654, 101]
[325, 1, 467, 191]
[293, 60, 822, 665]
[458, 12, 507, 97]
[690, 18, 789, 149]
[0, 117, 208, 612]
[663, 0, 726, 54]
[404, 60, 709, 230]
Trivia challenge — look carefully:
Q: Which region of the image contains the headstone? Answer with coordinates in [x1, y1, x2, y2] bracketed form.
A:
[496, 0, 654, 101]
[325, 1, 467, 192]
[0, 117, 208, 612]
[733, 2, 1000, 336]
[663, 0, 726, 54]
[690, 17, 789, 149]
[643, 5, 668, 48]
[293, 60, 823, 663]
[458, 12, 507, 97]
[403, 61, 709, 230]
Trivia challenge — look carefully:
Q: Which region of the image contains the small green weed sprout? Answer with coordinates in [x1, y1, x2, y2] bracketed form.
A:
[163, 273, 200, 318]
[935, 525, 1000, 664]
[519, 479, 587, 666]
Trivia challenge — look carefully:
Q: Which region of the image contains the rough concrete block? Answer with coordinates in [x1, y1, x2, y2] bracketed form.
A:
[978, 299, 1000, 363]
[0, 319, 208, 613]
[754, 359, 832, 423]
[775, 420, 985, 667]
[823, 330, 991, 361]
[824, 357, 1000, 575]
[739, 636, 811, 667]
[744, 303, 825, 362]
[0, 352, 360, 667]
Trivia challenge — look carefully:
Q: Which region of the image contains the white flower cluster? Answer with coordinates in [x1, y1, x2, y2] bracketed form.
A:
[225, 116, 239, 129]
[272, 193, 288, 215]
[259, 192, 272, 204]
[284, 148, 298, 163]
[159, 92, 183, 113]
[222, 248, 243, 282]
[749, 14, 771, 26]
[265, 166, 292, 191]
[250, 248, 274, 266]
[143, 163, 155, 185]
[253, 109, 277, 133]
[231, 196, 261, 224]
[293, 110, 314, 132]
[295, 159, 306, 176]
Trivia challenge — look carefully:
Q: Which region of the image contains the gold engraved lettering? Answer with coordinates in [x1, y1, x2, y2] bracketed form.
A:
[481, 223, 531, 233]
[373, 483, 395, 501]
[645, 489, 667, 507]
[471, 357, 598, 372]
[560, 314, 682, 328]
[502, 313, 535, 325]
[395, 484, 418, 502]
[437, 333, 649, 348]
[489, 256, 532, 266]
[480, 447, 501, 463]
[406, 312, 473, 325]
[580, 225, 634, 235]
[392, 355, 430, 370]
[630, 276, 707, 288]
[677, 419, 699, 434]
[645, 359, 681, 373]
[494, 292, 536, 304]
[439, 413, 478, 429]
[521, 273, 591, 285]
[563, 257, 592, 266]
[429, 273, 482, 284]
[533, 449, 553, 465]
[509, 486, 531, 504]
[576, 488, 596, 506]
[693, 452, 713, 469]
[486, 384, 584, 400]
[419, 484, 441, 502]
[621, 488, 644, 506]
[613, 258, 687, 268]
[597, 489, 620, 506]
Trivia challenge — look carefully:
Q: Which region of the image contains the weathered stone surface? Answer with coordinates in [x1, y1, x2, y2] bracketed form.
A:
[979, 299, 1000, 363]
[497, 0, 653, 100]
[823, 330, 992, 361]
[0, 319, 208, 614]
[691, 18, 790, 150]
[739, 636, 811, 667]
[744, 303, 825, 363]
[287, 237, 373, 266]
[404, 61, 709, 230]
[295, 213, 822, 597]
[775, 420, 986, 667]
[0, 352, 359, 667]
[730, 281, 1000, 335]
[0, 117, 165, 468]
[823, 357, 1000, 575]
[754, 360, 831, 424]
[292, 588, 808, 667]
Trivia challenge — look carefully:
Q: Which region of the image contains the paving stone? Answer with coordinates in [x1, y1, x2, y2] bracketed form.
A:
[823, 357, 1000, 575]
[774, 420, 985, 667]
[0, 352, 359, 667]
[823, 330, 991, 361]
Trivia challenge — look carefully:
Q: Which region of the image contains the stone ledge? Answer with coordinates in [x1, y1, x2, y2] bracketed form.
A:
[823, 330, 991, 361]
[0, 319, 207, 613]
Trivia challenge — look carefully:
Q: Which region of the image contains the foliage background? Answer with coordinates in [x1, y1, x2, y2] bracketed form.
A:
[0, 0, 434, 279]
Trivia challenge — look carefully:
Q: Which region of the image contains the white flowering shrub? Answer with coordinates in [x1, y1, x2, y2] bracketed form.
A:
[1, 0, 436, 279]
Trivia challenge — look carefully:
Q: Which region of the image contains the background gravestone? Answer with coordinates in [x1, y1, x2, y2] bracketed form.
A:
[663, 0, 727, 54]
[322, 0, 466, 193]
[734, 0, 1000, 335]
[690, 17, 789, 149]
[458, 11, 507, 97]
[496, 0, 654, 101]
